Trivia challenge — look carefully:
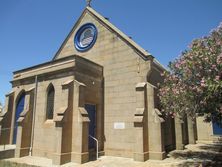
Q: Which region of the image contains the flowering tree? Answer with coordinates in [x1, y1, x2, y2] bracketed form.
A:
[159, 23, 222, 123]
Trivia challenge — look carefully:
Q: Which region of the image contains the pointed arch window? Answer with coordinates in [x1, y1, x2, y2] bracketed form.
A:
[13, 91, 25, 144]
[46, 84, 55, 120]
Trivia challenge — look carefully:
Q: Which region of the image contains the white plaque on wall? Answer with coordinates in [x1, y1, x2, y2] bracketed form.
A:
[114, 122, 125, 129]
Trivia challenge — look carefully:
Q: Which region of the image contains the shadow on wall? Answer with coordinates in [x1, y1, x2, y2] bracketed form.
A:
[0, 149, 15, 160]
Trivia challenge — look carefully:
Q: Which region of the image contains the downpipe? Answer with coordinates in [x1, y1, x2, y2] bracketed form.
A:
[29, 75, 38, 156]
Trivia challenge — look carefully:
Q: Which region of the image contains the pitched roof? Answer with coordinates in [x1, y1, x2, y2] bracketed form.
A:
[52, 7, 166, 70]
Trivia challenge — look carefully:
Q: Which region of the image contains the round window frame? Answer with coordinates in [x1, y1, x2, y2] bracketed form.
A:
[74, 23, 98, 52]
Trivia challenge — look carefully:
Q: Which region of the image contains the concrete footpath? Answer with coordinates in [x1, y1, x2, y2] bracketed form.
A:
[0, 142, 222, 167]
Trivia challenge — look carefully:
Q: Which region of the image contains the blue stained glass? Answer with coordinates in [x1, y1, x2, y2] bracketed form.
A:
[13, 93, 25, 144]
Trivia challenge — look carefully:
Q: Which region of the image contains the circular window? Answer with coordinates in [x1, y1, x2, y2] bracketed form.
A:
[74, 23, 97, 52]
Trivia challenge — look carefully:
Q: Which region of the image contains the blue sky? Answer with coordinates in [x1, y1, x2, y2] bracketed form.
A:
[0, 0, 222, 104]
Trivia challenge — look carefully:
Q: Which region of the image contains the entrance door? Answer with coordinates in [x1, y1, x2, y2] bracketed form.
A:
[213, 122, 222, 135]
[85, 104, 96, 150]
[13, 93, 25, 144]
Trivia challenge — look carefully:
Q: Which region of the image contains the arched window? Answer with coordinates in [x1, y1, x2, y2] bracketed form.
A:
[46, 84, 55, 120]
[13, 92, 25, 144]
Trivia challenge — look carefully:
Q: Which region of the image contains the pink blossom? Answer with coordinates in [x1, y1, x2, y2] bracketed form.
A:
[211, 64, 217, 69]
[200, 78, 205, 84]
[215, 75, 220, 81]
[200, 82, 206, 87]
[181, 60, 185, 64]
[175, 63, 180, 68]
[216, 53, 222, 64]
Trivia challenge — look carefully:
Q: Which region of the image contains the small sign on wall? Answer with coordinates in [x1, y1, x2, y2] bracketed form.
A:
[114, 122, 125, 129]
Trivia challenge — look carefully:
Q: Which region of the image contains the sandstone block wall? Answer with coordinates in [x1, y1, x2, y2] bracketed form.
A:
[55, 11, 152, 157]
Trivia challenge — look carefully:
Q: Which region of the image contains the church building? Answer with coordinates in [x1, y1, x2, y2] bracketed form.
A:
[0, 5, 213, 166]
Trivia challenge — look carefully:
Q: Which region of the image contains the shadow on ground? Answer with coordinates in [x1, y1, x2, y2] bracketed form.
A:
[169, 144, 222, 167]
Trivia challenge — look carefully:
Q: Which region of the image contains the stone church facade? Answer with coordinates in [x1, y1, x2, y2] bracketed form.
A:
[0, 6, 219, 166]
